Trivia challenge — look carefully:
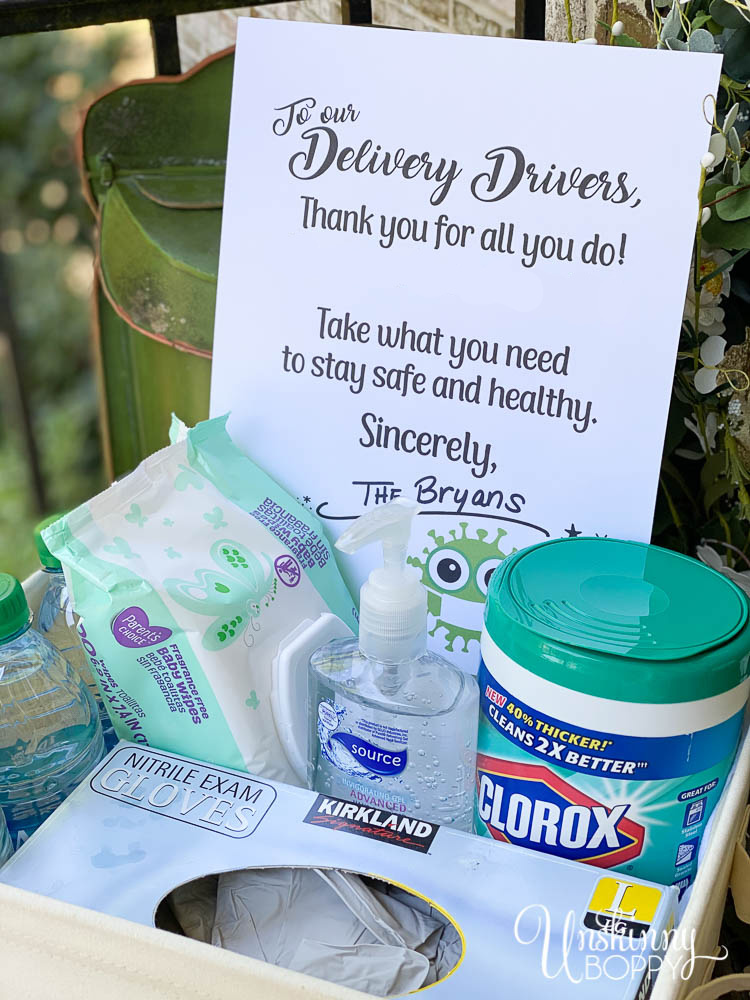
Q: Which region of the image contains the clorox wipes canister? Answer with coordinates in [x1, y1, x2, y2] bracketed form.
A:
[475, 537, 750, 891]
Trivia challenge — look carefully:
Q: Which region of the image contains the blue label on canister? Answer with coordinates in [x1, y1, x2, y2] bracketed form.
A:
[476, 658, 743, 888]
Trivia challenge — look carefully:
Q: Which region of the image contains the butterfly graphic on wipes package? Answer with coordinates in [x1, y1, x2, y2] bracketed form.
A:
[125, 503, 148, 528]
[165, 539, 276, 651]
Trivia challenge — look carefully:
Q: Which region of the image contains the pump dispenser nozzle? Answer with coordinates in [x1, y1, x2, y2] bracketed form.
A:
[336, 498, 427, 663]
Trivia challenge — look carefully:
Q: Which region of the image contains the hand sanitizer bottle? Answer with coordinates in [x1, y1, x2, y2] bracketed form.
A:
[308, 499, 479, 831]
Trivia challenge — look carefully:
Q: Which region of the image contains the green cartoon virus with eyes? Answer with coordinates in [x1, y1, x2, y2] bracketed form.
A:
[407, 523, 516, 654]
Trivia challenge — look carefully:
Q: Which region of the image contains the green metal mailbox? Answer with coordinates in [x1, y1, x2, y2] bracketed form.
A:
[79, 50, 233, 478]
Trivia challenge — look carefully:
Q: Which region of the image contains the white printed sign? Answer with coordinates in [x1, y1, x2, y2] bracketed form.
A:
[211, 19, 720, 666]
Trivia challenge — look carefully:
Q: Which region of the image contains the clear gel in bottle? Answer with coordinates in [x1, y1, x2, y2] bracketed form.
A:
[308, 499, 479, 831]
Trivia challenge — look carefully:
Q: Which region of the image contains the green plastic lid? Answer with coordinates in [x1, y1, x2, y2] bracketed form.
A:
[34, 513, 64, 571]
[0, 574, 31, 643]
[485, 537, 750, 703]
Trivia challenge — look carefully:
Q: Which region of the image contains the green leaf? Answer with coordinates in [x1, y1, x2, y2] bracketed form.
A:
[661, 1, 684, 39]
[663, 401, 691, 455]
[615, 32, 643, 45]
[673, 379, 695, 405]
[710, 132, 727, 163]
[704, 178, 726, 200]
[703, 178, 750, 246]
[723, 24, 750, 80]
[694, 12, 726, 31]
[701, 451, 726, 491]
[662, 456, 701, 513]
[652, 494, 678, 537]
[691, 11, 715, 28]
[689, 27, 716, 49]
[704, 475, 737, 511]
[715, 184, 750, 220]
[709, 0, 749, 28]
[703, 214, 750, 248]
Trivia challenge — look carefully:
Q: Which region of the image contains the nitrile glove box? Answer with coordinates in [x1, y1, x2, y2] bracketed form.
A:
[1, 742, 676, 999]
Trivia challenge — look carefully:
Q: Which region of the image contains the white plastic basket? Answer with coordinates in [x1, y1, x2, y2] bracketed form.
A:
[653, 720, 750, 1000]
[1, 572, 747, 1000]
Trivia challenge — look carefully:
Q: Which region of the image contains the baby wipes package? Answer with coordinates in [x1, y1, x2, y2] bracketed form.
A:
[42, 416, 357, 783]
[1, 742, 678, 1000]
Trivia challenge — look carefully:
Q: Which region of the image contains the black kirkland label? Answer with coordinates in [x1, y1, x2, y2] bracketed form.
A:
[303, 794, 439, 853]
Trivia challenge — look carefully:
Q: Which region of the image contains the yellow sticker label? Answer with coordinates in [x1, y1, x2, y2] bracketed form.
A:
[588, 877, 662, 925]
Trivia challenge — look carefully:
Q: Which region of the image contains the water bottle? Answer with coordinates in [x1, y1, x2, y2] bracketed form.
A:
[0, 573, 105, 848]
[0, 810, 11, 866]
[34, 515, 117, 752]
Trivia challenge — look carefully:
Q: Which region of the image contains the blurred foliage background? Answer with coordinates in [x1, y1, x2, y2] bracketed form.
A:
[0, 22, 152, 580]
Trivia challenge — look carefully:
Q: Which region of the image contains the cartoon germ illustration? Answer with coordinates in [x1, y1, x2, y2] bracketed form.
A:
[407, 523, 516, 653]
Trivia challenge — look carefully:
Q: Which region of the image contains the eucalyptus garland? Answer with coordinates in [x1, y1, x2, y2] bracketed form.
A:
[563, 0, 750, 585]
